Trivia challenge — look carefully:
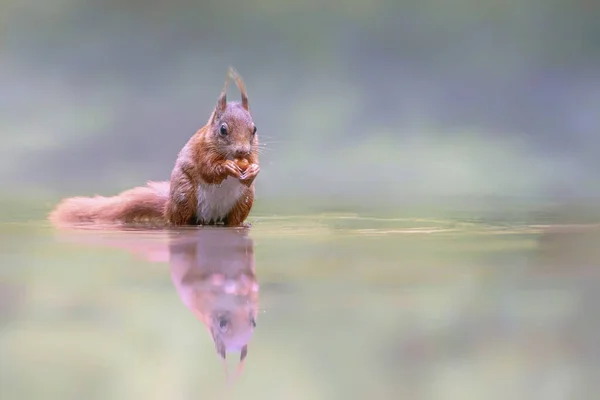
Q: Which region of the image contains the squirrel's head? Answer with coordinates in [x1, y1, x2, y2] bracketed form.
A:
[211, 305, 257, 382]
[208, 67, 258, 160]
[210, 306, 257, 362]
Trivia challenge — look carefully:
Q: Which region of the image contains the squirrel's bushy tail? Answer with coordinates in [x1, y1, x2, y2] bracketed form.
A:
[49, 181, 170, 226]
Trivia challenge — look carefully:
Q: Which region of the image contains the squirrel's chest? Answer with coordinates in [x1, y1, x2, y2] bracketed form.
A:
[196, 177, 246, 222]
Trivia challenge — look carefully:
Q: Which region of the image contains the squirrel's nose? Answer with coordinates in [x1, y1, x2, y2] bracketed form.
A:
[234, 147, 251, 158]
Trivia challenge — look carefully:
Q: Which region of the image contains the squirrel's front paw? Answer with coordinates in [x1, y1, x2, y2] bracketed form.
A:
[240, 163, 260, 186]
[219, 160, 242, 179]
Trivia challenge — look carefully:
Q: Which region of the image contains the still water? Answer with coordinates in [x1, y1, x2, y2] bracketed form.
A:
[1, 213, 599, 399]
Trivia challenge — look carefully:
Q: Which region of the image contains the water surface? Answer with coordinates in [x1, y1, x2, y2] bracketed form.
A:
[1, 213, 599, 399]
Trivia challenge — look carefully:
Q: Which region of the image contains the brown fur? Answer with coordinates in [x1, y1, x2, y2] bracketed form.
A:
[49, 181, 170, 226]
[226, 186, 255, 226]
[48, 67, 260, 228]
[164, 67, 259, 227]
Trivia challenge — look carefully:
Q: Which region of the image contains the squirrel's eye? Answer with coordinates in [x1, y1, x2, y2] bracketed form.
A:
[219, 318, 228, 330]
[219, 123, 228, 136]
[252, 126, 257, 135]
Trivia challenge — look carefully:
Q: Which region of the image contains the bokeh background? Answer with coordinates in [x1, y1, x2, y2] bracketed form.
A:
[2, 2, 600, 400]
[2, 0, 600, 217]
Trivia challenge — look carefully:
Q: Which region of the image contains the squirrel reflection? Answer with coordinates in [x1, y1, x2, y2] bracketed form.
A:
[168, 228, 259, 372]
[52, 226, 259, 375]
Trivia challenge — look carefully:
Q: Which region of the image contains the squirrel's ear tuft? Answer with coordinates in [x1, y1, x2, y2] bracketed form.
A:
[228, 66, 248, 111]
[216, 74, 229, 114]
[216, 341, 226, 359]
[217, 91, 226, 113]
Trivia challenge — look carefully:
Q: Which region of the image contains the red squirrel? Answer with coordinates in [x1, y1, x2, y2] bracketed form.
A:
[49, 67, 260, 227]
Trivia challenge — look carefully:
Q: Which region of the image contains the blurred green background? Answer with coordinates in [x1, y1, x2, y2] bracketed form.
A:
[1, 0, 600, 216]
[2, 1, 600, 400]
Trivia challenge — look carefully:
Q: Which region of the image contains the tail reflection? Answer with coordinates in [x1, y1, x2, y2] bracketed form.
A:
[168, 228, 259, 376]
